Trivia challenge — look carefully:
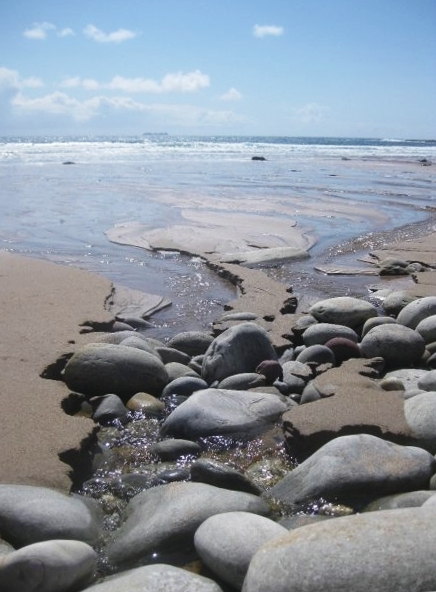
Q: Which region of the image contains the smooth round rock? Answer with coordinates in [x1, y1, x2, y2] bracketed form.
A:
[0, 485, 102, 547]
[360, 324, 425, 368]
[195, 512, 288, 589]
[105, 481, 270, 569]
[416, 314, 436, 344]
[150, 439, 202, 461]
[324, 337, 360, 364]
[417, 371, 436, 392]
[161, 376, 208, 398]
[202, 323, 277, 384]
[256, 360, 284, 384]
[125, 392, 165, 415]
[88, 564, 222, 591]
[190, 458, 261, 495]
[64, 343, 169, 399]
[302, 323, 358, 346]
[382, 290, 417, 316]
[405, 391, 436, 453]
[296, 345, 335, 366]
[167, 331, 214, 357]
[397, 296, 436, 329]
[309, 297, 378, 328]
[243, 506, 436, 592]
[362, 316, 398, 337]
[218, 373, 266, 390]
[0, 539, 97, 592]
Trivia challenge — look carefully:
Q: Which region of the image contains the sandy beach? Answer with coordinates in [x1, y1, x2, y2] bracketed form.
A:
[1, 223, 436, 491]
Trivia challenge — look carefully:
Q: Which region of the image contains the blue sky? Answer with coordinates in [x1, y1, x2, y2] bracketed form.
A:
[1, 0, 435, 138]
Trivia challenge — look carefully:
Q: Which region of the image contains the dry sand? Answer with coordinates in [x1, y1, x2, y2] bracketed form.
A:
[0, 252, 169, 491]
[1, 227, 436, 491]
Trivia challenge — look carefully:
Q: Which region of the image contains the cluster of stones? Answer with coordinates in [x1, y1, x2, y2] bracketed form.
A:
[4, 294, 436, 590]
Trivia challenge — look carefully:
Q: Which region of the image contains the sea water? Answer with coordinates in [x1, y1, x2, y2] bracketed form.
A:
[0, 135, 435, 338]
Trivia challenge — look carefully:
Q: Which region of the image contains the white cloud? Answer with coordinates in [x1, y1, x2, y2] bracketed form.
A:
[220, 88, 242, 101]
[83, 24, 137, 43]
[0, 67, 43, 90]
[58, 28, 75, 37]
[23, 22, 56, 40]
[294, 102, 328, 123]
[59, 71, 210, 94]
[12, 91, 102, 121]
[253, 24, 284, 38]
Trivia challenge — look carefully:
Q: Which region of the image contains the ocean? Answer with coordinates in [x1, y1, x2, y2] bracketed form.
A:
[1, 135, 435, 338]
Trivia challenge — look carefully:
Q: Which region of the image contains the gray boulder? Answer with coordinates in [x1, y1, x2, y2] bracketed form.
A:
[86, 564, 223, 591]
[382, 290, 417, 316]
[243, 506, 436, 592]
[164, 361, 198, 381]
[190, 458, 261, 494]
[397, 296, 436, 329]
[150, 439, 201, 461]
[0, 539, 97, 592]
[404, 391, 436, 453]
[154, 346, 191, 365]
[161, 388, 288, 439]
[363, 490, 436, 512]
[105, 481, 269, 569]
[64, 343, 169, 399]
[309, 297, 378, 328]
[167, 331, 214, 357]
[361, 316, 398, 337]
[90, 394, 128, 424]
[0, 485, 102, 547]
[416, 314, 436, 344]
[194, 512, 288, 589]
[360, 324, 425, 367]
[201, 323, 277, 384]
[296, 345, 335, 366]
[268, 434, 435, 508]
[417, 371, 436, 391]
[302, 323, 358, 346]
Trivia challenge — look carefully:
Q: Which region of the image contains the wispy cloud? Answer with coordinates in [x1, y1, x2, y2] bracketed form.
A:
[23, 22, 56, 40]
[253, 24, 284, 38]
[0, 67, 43, 89]
[58, 28, 75, 38]
[83, 24, 137, 43]
[220, 88, 242, 101]
[60, 71, 210, 93]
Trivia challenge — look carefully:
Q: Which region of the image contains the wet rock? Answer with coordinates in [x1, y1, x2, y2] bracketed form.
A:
[360, 324, 425, 368]
[150, 439, 202, 461]
[161, 376, 208, 398]
[218, 373, 266, 390]
[202, 323, 277, 384]
[363, 490, 436, 511]
[268, 434, 435, 509]
[88, 563, 223, 591]
[0, 485, 102, 547]
[161, 388, 289, 439]
[397, 296, 436, 329]
[167, 331, 214, 357]
[64, 343, 169, 400]
[90, 394, 128, 425]
[194, 512, 288, 589]
[125, 392, 165, 415]
[243, 506, 436, 592]
[0, 539, 97, 592]
[104, 481, 269, 569]
[302, 323, 358, 346]
[309, 296, 378, 329]
[190, 458, 261, 494]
